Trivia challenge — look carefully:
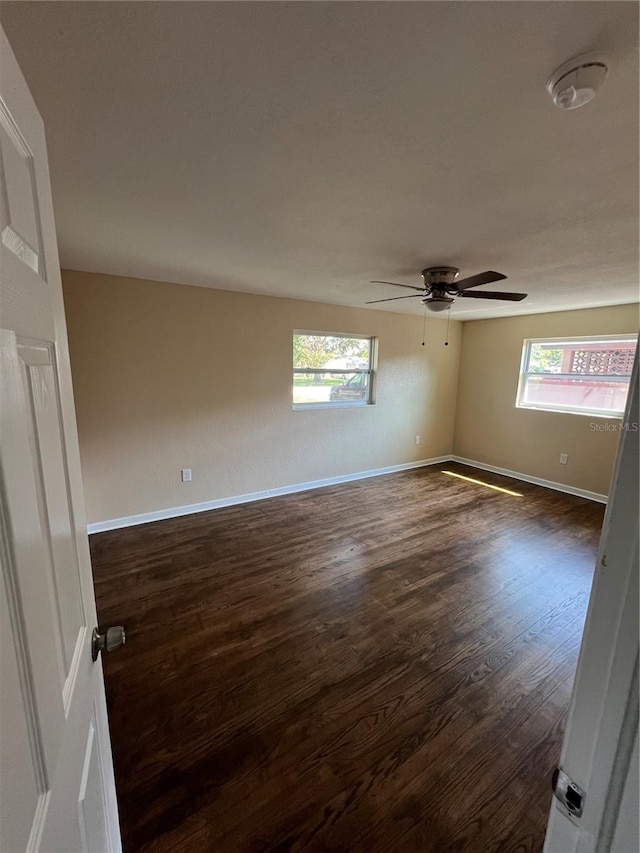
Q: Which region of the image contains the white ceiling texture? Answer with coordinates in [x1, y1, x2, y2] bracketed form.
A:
[1, 1, 638, 320]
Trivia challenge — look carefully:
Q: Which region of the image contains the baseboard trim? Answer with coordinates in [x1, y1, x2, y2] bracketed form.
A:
[450, 456, 608, 505]
[87, 455, 452, 534]
[87, 453, 608, 533]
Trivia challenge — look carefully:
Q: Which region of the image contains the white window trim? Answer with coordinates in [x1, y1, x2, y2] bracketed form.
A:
[515, 334, 637, 419]
[293, 331, 376, 410]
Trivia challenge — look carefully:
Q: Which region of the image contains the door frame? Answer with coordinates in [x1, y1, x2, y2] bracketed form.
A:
[543, 348, 639, 852]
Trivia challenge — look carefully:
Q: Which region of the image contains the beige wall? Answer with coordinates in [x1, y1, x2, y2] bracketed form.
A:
[453, 304, 639, 497]
[62, 270, 462, 524]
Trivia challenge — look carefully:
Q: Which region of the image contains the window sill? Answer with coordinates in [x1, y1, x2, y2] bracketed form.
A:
[293, 402, 374, 411]
[516, 404, 624, 419]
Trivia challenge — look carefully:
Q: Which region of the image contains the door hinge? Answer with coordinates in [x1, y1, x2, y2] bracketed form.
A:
[552, 767, 585, 818]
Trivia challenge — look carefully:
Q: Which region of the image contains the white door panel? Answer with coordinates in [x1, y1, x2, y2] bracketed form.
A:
[0, 556, 42, 852]
[1, 330, 65, 793]
[17, 338, 86, 688]
[78, 717, 110, 853]
[0, 24, 121, 853]
[0, 98, 43, 275]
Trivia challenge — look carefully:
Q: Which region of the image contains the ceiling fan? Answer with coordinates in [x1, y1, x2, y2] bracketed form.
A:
[366, 267, 527, 311]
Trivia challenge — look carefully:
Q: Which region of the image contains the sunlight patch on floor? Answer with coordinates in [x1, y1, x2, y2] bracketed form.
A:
[441, 470, 523, 497]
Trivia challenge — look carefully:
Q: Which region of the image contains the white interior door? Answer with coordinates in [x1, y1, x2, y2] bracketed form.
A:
[543, 350, 639, 853]
[0, 26, 121, 853]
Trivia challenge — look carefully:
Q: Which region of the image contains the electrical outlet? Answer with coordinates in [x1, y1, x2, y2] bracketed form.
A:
[181, 468, 192, 482]
[415, 435, 420, 445]
[559, 454, 568, 465]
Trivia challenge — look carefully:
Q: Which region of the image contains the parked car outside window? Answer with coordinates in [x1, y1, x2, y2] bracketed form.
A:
[329, 372, 369, 401]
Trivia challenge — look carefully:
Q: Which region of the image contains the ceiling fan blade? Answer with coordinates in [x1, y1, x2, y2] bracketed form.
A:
[365, 294, 425, 304]
[456, 270, 507, 291]
[370, 280, 425, 292]
[459, 290, 527, 301]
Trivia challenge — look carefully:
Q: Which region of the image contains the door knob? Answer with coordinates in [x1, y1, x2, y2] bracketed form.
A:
[92, 626, 126, 661]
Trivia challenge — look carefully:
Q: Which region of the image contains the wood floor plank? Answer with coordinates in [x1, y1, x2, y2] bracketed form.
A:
[91, 462, 603, 852]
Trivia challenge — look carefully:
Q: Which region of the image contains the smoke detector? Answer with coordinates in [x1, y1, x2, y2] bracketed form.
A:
[547, 53, 608, 110]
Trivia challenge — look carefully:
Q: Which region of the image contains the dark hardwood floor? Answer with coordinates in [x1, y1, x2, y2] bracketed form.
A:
[91, 462, 604, 853]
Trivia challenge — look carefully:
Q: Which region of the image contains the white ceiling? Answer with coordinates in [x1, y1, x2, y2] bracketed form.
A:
[1, 2, 638, 320]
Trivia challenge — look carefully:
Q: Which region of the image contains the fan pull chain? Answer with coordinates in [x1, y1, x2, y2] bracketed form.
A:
[421, 304, 427, 347]
[444, 308, 451, 347]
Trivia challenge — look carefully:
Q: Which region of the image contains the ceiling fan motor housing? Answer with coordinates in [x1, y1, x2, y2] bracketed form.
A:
[422, 267, 461, 302]
[422, 267, 460, 289]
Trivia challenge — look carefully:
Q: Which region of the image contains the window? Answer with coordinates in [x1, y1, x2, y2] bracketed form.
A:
[516, 335, 637, 417]
[293, 332, 375, 408]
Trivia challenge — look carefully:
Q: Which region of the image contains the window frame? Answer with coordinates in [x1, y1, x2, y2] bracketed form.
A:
[292, 330, 376, 410]
[515, 334, 637, 419]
